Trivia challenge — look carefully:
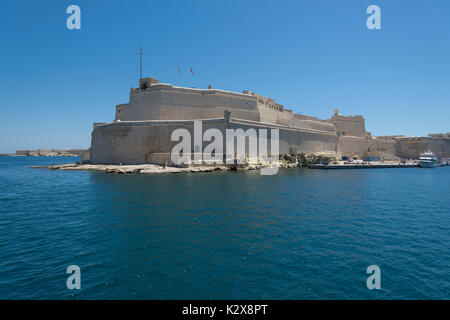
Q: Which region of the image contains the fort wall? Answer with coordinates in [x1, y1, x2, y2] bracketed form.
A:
[324, 111, 366, 138]
[395, 137, 450, 159]
[90, 117, 339, 165]
[116, 84, 261, 122]
[365, 138, 398, 160]
[337, 136, 366, 158]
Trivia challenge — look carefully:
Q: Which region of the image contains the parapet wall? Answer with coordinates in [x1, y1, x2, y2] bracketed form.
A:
[277, 118, 336, 133]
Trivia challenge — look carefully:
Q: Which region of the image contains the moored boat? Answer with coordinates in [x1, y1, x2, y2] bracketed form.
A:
[419, 151, 438, 168]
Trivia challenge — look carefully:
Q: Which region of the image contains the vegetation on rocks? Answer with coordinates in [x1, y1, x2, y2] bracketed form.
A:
[280, 152, 336, 166]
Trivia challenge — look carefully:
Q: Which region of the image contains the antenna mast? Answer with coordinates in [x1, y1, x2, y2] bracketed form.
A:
[138, 40, 150, 80]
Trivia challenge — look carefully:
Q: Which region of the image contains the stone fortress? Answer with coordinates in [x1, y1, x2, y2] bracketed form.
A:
[90, 77, 450, 165]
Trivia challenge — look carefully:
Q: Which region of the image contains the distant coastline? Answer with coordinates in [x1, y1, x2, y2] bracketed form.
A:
[0, 149, 88, 157]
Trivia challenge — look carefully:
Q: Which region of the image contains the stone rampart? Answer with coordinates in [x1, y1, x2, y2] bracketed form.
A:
[115, 84, 261, 122]
[337, 135, 366, 158]
[396, 137, 450, 159]
[365, 138, 398, 160]
[90, 117, 338, 165]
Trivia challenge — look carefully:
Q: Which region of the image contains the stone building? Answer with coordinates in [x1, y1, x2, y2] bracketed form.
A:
[90, 77, 449, 165]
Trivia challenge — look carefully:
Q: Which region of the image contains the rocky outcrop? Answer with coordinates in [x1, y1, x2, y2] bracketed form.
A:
[31, 163, 231, 174]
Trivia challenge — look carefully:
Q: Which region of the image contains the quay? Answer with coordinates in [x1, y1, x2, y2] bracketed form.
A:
[308, 162, 418, 169]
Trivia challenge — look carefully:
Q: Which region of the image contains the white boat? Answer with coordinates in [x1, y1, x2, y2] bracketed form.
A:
[419, 151, 438, 168]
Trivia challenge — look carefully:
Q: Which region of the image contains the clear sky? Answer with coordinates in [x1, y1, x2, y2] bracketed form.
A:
[0, 0, 449, 153]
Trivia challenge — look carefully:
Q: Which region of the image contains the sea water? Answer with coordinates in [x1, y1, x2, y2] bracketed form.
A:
[0, 156, 448, 299]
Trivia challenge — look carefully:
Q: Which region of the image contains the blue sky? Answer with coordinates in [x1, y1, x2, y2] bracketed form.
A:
[0, 0, 449, 153]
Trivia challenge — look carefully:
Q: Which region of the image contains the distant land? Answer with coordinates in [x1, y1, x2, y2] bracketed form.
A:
[0, 149, 89, 157]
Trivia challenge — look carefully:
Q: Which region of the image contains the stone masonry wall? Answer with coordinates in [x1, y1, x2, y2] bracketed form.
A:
[90, 118, 339, 165]
[337, 136, 366, 158]
[325, 115, 366, 138]
[365, 138, 398, 160]
[396, 137, 450, 159]
[115, 84, 261, 122]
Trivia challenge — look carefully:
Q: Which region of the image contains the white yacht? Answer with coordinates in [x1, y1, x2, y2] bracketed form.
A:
[419, 151, 438, 168]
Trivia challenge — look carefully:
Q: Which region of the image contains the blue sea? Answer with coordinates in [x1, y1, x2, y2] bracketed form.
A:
[0, 156, 449, 299]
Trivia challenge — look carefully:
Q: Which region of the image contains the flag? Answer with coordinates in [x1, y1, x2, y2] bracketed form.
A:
[177, 66, 181, 74]
[190, 68, 194, 75]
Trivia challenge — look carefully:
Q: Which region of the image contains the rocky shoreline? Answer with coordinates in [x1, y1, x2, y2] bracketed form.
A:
[27, 153, 339, 174]
[30, 161, 299, 174]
